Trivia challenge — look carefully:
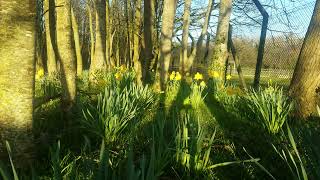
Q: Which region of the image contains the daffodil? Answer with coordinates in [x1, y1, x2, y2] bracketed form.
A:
[194, 72, 203, 80]
[175, 72, 182, 81]
[36, 69, 45, 79]
[200, 81, 206, 87]
[119, 65, 127, 72]
[169, 72, 175, 81]
[226, 74, 232, 80]
[213, 71, 220, 78]
[115, 72, 122, 80]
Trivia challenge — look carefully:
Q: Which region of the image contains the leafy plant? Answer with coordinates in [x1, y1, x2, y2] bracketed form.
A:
[244, 85, 294, 134]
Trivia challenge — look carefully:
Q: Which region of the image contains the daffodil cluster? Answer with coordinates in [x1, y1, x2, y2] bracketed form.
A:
[36, 68, 45, 80]
[169, 71, 182, 81]
[114, 65, 127, 80]
[193, 72, 206, 88]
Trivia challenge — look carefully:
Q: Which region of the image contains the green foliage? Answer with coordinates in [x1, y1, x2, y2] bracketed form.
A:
[272, 124, 308, 180]
[244, 85, 294, 134]
[82, 83, 157, 144]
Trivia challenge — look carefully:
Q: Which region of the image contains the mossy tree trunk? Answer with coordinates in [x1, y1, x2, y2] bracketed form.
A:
[133, 0, 142, 84]
[289, 0, 320, 118]
[159, 0, 178, 90]
[210, 0, 232, 86]
[0, 0, 36, 166]
[55, 0, 77, 113]
[143, 0, 155, 83]
[181, 0, 192, 74]
[71, 7, 83, 76]
[44, 0, 57, 74]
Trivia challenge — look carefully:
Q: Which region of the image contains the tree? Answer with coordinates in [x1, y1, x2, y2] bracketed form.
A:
[210, 0, 233, 85]
[289, 0, 320, 118]
[71, 7, 83, 76]
[133, 0, 143, 84]
[92, 0, 106, 72]
[0, 0, 36, 165]
[143, 0, 155, 83]
[181, 0, 192, 74]
[55, 0, 77, 113]
[159, 0, 178, 90]
[44, 0, 57, 74]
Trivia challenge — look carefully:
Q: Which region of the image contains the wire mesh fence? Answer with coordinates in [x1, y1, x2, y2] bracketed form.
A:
[230, 0, 316, 86]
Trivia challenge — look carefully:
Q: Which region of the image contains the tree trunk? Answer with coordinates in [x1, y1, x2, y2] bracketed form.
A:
[91, 0, 106, 72]
[55, 0, 77, 112]
[133, 0, 142, 84]
[87, 5, 95, 69]
[210, 0, 232, 85]
[289, 0, 320, 118]
[106, 0, 112, 68]
[181, 0, 192, 74]
[0, 0, 36, 166]
[228, 25, 247, 90]
[71, 7, 83, 76]
[44, 0, 57, 74]
[143, 0, 155, 83]
[159, 0, 178, 90]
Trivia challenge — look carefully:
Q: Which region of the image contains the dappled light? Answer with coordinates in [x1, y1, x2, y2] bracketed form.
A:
[0, 0, 320, 179]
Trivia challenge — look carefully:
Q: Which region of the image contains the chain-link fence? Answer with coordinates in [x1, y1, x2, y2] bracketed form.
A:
[230, 0, 316, 86]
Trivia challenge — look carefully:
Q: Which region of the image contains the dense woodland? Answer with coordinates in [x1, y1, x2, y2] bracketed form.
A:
[0, 0, 320, 179]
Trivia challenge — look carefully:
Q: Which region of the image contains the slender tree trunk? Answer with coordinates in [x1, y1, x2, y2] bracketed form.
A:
[106, 0, 112, 68]
[0, 0, 36, 166]
[210, 0, 232, 85]
[228, 25, 247, 90]
[181, 0, 192, 74]
[44, 0, 57, 74]
[159, 0, 178, 90]
[91, 0, 106, 73]
[55, 0, 77, 112]
[71, 7, 83, 76]
[143, 0, 155, 83]
[289, 0, 320, 118]
[87, 5, 95, 69]
[133, 0, 142, 84]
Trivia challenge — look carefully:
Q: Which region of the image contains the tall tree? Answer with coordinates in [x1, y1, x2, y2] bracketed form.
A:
[44, 0, 57, 74]
[159, 0, 178, 90]
[133, 0, 143, 83]
[143, 0, 155, 83]
[181, 0, 192, 74]
[55, 0, 77, 112]
[210, 0, 232, 85]
[71, 7, 83, 76]
[0, 0, 36, 165]
[91, 0, 106, 72]
[289, 0, 320, 118]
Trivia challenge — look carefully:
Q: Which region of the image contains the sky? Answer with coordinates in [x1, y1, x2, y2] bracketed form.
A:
[182, 0, 316, 40]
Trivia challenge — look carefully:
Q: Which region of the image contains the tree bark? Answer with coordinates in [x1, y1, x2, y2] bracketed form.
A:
[44, 0, 57, 74]
[143, 0, 155, 83]
[0, 0, 36, 166]
[289, 0, 320, 118]
[210, 0, 232, 85]
[55, 0, 77, 112]
[159, 0, 178, 90]
[87, 5, 95, 70]
[91, 0, 106, 72]
[71, 7, 83, 76]
[181, 0, 192, 74]
[133, 0, 142, 84]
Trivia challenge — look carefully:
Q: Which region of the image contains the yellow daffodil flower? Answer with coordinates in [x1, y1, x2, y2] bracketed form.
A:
[200, 81, 206, 87]
[226, 74, 232, 80]
[36, 69, 44, 79]
[194, 72, 203, 80]
[119, 65, 126, 72]
[169, 72, 175, 81]
[213, 71, 220, 78]
[115, 72, 122, 80]
[175, 72, 182, 81]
